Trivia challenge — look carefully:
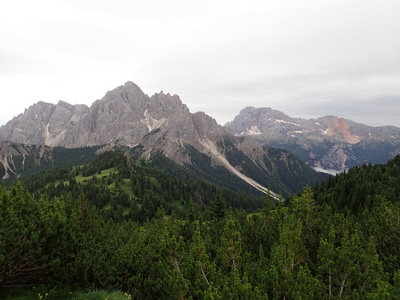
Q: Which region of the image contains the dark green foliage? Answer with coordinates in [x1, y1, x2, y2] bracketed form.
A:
[0, 163, 5, 180]
[2, 180, 399, 298]
[0, 182, 102, 288]
[212, 189, 226, 220]
[80, 150, 131, 177]
[2, 145, 99, 185]
[51, 146, 100, 166]
[314, 155, 400, 213]
[23, 150, 265, 223]
[2, 154, 400, 299]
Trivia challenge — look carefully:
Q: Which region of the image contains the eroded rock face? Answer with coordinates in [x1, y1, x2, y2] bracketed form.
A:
[0, 82, 240, 164]
[0, 82, 185, 147]
[0, 101, 90, 147]
[0, 140, 53, 179]
[0, 83, 327, 196]
[225, 106, 400, 172]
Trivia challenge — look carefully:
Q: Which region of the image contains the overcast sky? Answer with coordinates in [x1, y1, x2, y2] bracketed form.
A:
[1, 0, 400, 127]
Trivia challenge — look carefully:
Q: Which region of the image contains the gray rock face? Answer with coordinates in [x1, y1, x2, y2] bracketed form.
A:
[0, 82, 250, 165]
[0, 83, 327, 196]
[225, 106, 400, 172]
[0, 82, 198, 148]
[0, 100, 89, 147]
[0, 82, 240, 160]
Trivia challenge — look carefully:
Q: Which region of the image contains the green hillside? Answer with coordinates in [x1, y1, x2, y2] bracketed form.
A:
[313, 154, 400, 213]
[24, 150, 266, 222]
[2, 153, 400, 299]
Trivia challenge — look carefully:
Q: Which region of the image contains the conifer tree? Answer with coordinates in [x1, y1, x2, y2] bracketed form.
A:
[212, 189, 226, 220]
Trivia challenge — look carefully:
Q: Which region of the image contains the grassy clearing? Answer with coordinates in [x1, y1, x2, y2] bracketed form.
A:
[74, 168, 117, 184]
[54, 168, 118, 187]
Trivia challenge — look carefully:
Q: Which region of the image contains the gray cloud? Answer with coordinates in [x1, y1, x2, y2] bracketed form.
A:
[1, 0, 400, 128]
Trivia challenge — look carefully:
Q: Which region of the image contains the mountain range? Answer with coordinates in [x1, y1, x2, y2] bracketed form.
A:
[225, 106, 400, 173]
[0, 82, 325, 197]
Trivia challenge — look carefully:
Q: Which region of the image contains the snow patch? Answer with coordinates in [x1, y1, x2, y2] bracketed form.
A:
[322, 129, 331, 135]
[140, 109, 166, 132]
[288, 130, 303, 137]
[274, 119, 300, 126]
[241, 126, 262, 135]
[313, 167, 341, 175]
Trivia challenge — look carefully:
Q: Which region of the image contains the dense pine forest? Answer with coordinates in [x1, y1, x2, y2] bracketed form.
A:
[1, 151, 400, 299]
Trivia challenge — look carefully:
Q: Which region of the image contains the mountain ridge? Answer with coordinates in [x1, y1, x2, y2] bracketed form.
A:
[225, 106, 400, 172]
[0, 82, 326, 197]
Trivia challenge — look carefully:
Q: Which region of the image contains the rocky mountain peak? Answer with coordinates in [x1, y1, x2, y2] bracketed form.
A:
[193, 112, 228, 138]
[0, 82, 222, 150]
[239, 106, 257, 114]
[226, 106, 295, 135]
[149, 92, 189, 121]
[24, 101, 56, 119]
[225, 106, 400, 172]
[97, 82, 149, 114]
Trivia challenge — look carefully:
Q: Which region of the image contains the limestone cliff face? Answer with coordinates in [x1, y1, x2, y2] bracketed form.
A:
[0, 82, 193, 148]
[0, 100, 89, 147]
[0, 83, 327, 196]
[225, 106, 400, 172]
[0, 82, 239, 162]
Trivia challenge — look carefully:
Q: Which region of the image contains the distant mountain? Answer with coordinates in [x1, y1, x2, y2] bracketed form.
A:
[225, 106, 400, 173]
[0, 82, 326, 196]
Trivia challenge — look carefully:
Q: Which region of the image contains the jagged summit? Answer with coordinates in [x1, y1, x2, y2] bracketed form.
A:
[0, 81, 197, 148]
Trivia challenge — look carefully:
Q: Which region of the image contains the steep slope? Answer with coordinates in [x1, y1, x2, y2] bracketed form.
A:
[0, 141, 51, 180]
[0, 141, 98, 181]
[225, 106, 400, 173]
[313, 154, 400, 213]
[0, 82, 326, 196]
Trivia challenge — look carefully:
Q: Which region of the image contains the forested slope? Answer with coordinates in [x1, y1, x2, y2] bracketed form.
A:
[1, 154, 400, 299]
[23, 150, 265, 222]
[313, 154, 400, 213]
